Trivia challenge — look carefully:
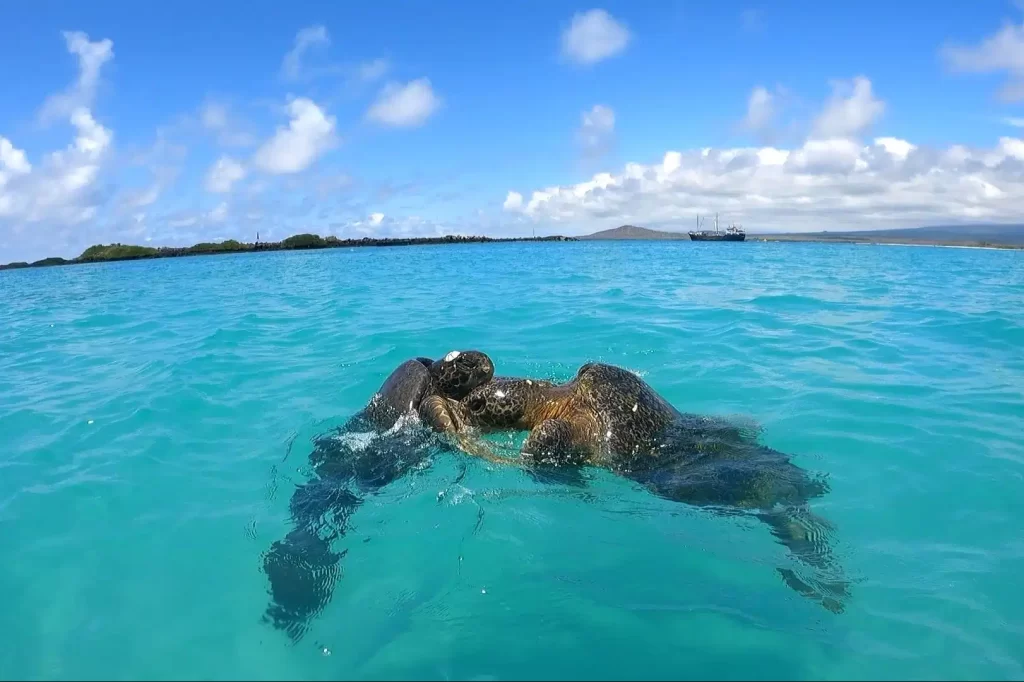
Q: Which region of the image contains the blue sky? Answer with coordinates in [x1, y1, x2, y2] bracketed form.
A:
[1, 0, 1023, 261]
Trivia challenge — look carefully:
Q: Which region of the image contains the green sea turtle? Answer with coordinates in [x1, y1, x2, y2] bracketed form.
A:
[425, 361, 850, 613]
[262, 350, 495, 642]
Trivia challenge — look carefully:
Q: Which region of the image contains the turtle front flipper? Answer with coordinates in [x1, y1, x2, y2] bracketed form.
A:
[419, 394, 462, 434]
[419, 395, 514, 466]
[452, 433, 512, 466]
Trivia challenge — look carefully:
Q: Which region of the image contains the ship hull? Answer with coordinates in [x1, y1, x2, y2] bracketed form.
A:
[688, 232, 746, 242]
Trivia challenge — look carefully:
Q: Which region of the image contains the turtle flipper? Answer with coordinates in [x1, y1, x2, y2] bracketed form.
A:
[623, 442, 849, 615]
[417, 394, 516, 467]
[419, 394, 462, 434]
[756, 506, 851, 613]
[261, 478, 360, 642]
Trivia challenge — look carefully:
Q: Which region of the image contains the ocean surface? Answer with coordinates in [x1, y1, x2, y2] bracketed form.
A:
[1, 241, 1022, 680]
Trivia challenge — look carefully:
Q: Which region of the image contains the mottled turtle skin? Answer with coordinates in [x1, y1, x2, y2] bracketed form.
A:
[436, 361, 851, 614]
[263, 350, 495, 643]
[444, 362, 749, 470]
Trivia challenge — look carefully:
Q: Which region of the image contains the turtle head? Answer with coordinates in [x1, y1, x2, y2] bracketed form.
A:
[429, 350, 495, 400]
[460, 378, 555, 430]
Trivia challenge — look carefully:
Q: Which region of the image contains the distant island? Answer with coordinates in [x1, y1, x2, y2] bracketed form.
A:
[6, 222, 1022, 271]
[579, 223, 1024, 249]
[581, 225, 691, 241]
[0, 232, 576, 271]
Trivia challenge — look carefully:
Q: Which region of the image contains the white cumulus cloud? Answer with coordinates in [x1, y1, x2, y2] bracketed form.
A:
[942, 15, 1024, 101]
[812, 76, 885, 139]
[561, 9, 631, 65]
[503, 191, 524, 211]
[365, 78, 441, 127]
[0, 108, 113, 225]
[501, 136, 1024, 231]
[205, 156, 247, 193]
[0, 138, 32, 183]
[501, 78, 1024, 233]
[1, 32, 115, 233]
[252, 98, 337, 174]
[369, 212, 384, 225]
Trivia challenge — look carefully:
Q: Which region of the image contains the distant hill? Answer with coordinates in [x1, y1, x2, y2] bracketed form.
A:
[579, 222, 1024, 248]
[580, 225, 690, 240]
[768, 223, 1024, 245]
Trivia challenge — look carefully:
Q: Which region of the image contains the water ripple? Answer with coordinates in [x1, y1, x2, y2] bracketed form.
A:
[0, 242, 1022, 679]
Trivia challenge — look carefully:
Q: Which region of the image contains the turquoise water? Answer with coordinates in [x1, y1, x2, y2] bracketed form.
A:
[1, 241, 1022, 680]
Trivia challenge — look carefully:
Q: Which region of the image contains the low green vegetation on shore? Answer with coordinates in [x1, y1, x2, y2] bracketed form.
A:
[0, 233, 574, 271]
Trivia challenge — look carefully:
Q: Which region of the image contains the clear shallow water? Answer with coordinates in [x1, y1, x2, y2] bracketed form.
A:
[1, 241, 1022, 680]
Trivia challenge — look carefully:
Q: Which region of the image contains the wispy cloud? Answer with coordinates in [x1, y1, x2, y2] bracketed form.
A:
[355, 58, 390, 83]
[743, 86, 775, 133]
[577, 104, 615, 158]
[205, 156, 247, 193]
[280, 24, 329, 82]
[941, 14, 1024, 101]
[740, 9, 762, 32]
[37, 31, 113, 124]
[199, 100, 257, 147]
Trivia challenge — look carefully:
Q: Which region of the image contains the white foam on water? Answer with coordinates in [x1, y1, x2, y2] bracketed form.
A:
[330, 405, 424, 452]
[441, 484, 475, 506]
[387, 410, 422, 435]
[333, 430, 375, 451]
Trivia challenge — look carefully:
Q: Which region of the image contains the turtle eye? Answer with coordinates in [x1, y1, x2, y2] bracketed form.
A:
[467, 395, 486, 413]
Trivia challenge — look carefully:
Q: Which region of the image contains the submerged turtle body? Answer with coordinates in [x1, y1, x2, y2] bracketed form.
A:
[263, 350, 495, 642]
[437, 361, 850, 614]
